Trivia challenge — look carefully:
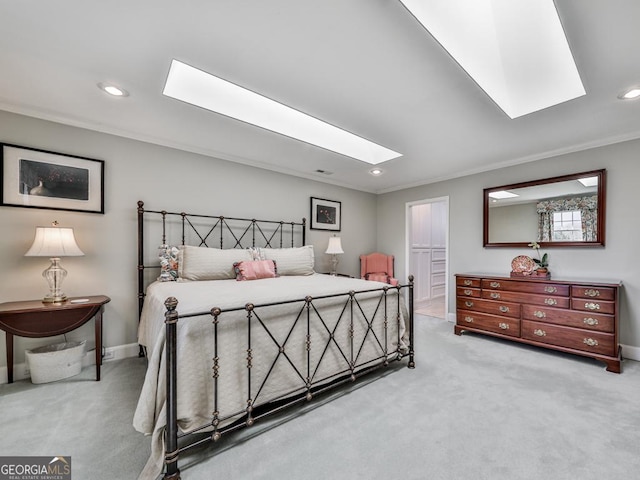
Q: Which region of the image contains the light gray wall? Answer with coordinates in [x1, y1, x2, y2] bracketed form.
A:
[0, 110, 377, 368]
[377, 138, 640, 352]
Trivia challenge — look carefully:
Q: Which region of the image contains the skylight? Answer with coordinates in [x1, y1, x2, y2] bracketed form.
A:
[163, 60, 401, 165]
[578, 176, 598, 187]
[489, 190, 519, 199]
[399, 0, 586, 118]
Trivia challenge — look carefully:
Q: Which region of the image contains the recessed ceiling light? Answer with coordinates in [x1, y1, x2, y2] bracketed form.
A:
[162, 60, 402, 165]
[98, 82, 129, 97]
[488, 190, 519, 199]
[369, 168, 384, 176]
[399, 0, 585, 118]
[618, 87, 640, 100]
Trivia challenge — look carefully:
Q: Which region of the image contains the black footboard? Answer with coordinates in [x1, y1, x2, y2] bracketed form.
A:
[162, 278, 414, 479]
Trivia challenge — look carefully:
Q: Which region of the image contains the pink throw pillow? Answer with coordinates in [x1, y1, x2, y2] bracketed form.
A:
[367, 273, 389, 283]
[234, 260, 278, 281]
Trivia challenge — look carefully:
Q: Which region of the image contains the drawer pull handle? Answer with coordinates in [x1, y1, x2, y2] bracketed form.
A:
[463, 289, 472, 295]
[498, 322, 509, 330]
[533, 329, 546, 337]
[585, 302, 600, 311]
[544, 286, 557, 293]
[583, 338, 599, 347]
[544, 298, 557, 306]
[463, 279, 472, 286]
[490, 292, 501, 299]
[583, 317, 599, 326]
[533, 310, 546, 318]
[584, 289, 600, 297]
[464, 316, 474, 323]
[490, 281, 501, 288]
[499, 306, 509, 313]
[465, 301, 474, 308]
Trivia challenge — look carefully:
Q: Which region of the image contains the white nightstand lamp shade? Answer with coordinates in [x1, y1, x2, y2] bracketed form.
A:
[325, 236, 344, 276]
[25, 222, 84, 303]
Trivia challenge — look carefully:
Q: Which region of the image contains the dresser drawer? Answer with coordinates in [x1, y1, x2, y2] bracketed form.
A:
[571, 285, 616, 301]
[457, 287, 481, 298]
[457, 310, 520, 337]
[482, 290, 570, 308]
[522, 320, 615, 356]
[456, 277, 481, 288]
[571, 299, 615, 315]
[522, 305, 614, 333]
[481, 279, 569, 296]
[456, 297, 520, 318]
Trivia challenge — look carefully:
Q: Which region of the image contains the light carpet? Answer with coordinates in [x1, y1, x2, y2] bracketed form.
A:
[0, 315, 638, 480]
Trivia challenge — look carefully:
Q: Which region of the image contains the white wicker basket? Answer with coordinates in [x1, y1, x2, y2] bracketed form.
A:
[25, 340, 86, 384]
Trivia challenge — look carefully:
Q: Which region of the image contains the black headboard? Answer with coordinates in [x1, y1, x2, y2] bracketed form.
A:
[136, 200, 306, 319]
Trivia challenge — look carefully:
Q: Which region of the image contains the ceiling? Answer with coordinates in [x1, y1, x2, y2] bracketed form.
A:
[0, 0, 639, 194]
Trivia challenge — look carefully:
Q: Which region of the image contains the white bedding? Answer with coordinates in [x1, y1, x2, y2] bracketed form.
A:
[133, 274, 407, 479]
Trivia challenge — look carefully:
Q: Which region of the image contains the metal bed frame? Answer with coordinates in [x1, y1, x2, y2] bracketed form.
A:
[137, 201, 415, 479]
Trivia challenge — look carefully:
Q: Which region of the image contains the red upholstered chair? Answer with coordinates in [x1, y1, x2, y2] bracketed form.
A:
[359, 252, 398, 286]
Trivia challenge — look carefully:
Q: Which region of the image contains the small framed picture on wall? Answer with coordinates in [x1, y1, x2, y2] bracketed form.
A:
[310, 197, 341, 231]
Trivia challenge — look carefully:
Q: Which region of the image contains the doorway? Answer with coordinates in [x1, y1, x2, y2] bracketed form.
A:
[406, 197, 449, 319]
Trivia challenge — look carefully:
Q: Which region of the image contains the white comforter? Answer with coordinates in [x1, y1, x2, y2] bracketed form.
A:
[133, 274, 407, 479]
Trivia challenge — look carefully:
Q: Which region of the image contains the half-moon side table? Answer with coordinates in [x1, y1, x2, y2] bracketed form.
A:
[0, 295, 111, 383]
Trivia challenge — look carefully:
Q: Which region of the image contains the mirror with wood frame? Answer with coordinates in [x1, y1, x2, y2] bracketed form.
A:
[483, 169, 606, 247]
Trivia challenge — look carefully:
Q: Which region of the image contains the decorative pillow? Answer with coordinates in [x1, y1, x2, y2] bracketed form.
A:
[247, 247, 266, 261]
[262, 245, 315, 276]
[178, 245, 252, 281]
[234, 260, 278, 281]
[367, 273, 390, 284]
[158, 245, 180, 282]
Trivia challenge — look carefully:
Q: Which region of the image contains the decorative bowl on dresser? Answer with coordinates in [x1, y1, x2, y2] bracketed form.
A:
[454, 274, 622, 373]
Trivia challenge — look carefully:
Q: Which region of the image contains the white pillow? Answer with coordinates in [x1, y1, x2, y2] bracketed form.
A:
[178, 246, 252, 281]
[262, 245, 315, 276]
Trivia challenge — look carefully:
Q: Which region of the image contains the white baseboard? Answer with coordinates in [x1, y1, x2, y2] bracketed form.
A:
[91, 342, 141, 365]
[621, 343, 640, 362]
[0, 342, 141, 385]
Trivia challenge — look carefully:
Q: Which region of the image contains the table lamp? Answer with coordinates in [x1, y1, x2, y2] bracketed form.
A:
[25, 221, 84, 303]
[325, 235, 344, 276]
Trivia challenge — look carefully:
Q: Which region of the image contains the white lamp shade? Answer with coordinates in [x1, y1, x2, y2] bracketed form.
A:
[25, 227, 84, 257]
[325, 236, 344, 255]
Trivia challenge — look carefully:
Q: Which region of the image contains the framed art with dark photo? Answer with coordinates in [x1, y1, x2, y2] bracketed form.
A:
[310, 197, 341, 231]
[1, 143, 104, 214]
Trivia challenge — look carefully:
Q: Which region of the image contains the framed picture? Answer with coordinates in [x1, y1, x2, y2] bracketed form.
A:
[310, 197, 341, 231]
[1, 143, 104, 214]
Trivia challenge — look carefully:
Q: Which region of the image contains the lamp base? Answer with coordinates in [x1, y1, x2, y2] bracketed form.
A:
[42, 257, 69, 304]
[42, 294, 68, 304]
[330, 254, 339, 276]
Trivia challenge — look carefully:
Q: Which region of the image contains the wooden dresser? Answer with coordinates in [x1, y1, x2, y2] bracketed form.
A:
[454, 274, 622, 373]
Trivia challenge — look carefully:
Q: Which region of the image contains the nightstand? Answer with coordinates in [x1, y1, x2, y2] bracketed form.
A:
[0, 295, 110, 383]
[320, 272, 354, 278]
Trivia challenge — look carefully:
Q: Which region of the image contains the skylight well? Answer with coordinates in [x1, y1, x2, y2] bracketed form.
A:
[399, 0, 586, 118]
[163, 60, 401, 165]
